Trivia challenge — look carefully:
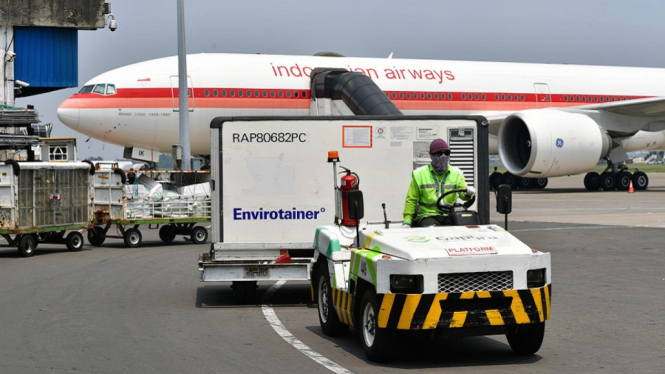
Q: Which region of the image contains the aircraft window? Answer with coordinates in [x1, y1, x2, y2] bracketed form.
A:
[78, 85, 94, 94]
[302, 91, 307, 98]
[520, 94, 524, 101]
[230, 90, 235, 97]
[391, 92, 396, 99]
[475, 93, 479, 100]
[406, 93, 411, 99]
[594, 96, 598, 102]
[279, 91, 283, 98]
[245, 90, 250, 97]
[238, 90, 243, 97]
[501, 94, 505, 101]
[263, 90, 267, 97]
[271, 90, 275, 97]
[93, 84, 106, 94]
[576, 96, 580, 102]
[399, 92, 404, 99]
[434, 93, 439, 100]
[255, 90, 259, 97]
[427, 93, 432, 99]
[294, 91, 299, 98]
[508, 95, 512, 101]
[213, 90, 218, 97]
[600, 96, 604, 102]
[420, 93, 425, 99]
[482, 94, 486, 100]
[222, 90, 227, 97]
[106, 84, 117, 95]
[286, 91, 291, 98]
[494, 94, 499, 100]
[461, 93, 466, 100]
[448, 93, 452, 100]
[204, 90, 210, 97]
[582, 96, 586, 102]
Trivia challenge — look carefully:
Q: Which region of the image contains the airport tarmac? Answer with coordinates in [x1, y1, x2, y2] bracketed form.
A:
[489, 173, 665, 227]
[0, 177, 663, 373]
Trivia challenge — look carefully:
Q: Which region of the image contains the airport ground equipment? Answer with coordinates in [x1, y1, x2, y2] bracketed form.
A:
[88, 168, 211, 248]
[0, 161, 95, 257]
[309, 123, 551, 361]
[199, 115, 490, 304]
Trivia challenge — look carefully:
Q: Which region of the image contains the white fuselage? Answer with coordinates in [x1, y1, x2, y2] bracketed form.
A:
[57, 53, 665, 156]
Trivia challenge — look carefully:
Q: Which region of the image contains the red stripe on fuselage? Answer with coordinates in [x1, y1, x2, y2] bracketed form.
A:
[65, 87, 649, 111]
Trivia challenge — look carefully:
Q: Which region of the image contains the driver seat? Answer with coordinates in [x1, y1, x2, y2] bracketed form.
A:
[449, 210, 480, 226]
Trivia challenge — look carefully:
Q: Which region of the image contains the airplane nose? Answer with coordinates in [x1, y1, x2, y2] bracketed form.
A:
[57, 98, 80, 130]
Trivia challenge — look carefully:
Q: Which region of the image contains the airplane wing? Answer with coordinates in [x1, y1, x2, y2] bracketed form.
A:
[485, 96, 665, 135]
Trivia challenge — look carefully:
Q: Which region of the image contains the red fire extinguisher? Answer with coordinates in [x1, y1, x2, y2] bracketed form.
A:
[339, 167, 360, 226]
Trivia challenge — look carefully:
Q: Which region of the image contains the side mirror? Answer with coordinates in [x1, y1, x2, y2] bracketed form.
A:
[346, 190, 364, 220]
[497, 184, 512, 214]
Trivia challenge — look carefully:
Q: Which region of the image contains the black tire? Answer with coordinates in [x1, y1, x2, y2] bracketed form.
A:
[87, 227, 105, 246]
[66, 232, 84, 252]
[632, 171, 649, 190]
[501, 172, 519, 189]
[518, 177, 534, 190]
[584, 172, 600, 191]
[18, 235, 36, 257]
[232, 281, 257, 304]
[159, 225, 176, 243]
[317, 262, 349, 337]
[533, 177, 548, 189]
[123, 228, 142, 248]
[190, 226, 208, 244]
[360, 288, 394, 362]
[489, 173, 502, 191]
[600, 172, 616, 191]
[615, 171, 632, 191]
[506, 321, 546, 355]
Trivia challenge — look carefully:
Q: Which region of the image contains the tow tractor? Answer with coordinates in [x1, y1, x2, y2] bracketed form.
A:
[311, 152, 552, 362]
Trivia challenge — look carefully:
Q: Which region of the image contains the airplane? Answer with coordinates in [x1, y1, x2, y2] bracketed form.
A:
[57, 52, 665, 191]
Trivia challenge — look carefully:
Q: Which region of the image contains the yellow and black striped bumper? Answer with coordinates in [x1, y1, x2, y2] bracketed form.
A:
[378, 285, 551, 330]
[332, 285, 551, 330]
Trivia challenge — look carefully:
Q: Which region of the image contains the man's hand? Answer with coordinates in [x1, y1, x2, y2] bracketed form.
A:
[465, 186, 476, 197]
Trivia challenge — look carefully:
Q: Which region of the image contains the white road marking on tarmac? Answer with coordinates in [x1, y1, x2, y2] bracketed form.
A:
[262, 281, 355, 374]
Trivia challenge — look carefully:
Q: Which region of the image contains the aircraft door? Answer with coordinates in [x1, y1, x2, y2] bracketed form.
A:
[170, 75, 195, 112]
[534, 83, 551, 108]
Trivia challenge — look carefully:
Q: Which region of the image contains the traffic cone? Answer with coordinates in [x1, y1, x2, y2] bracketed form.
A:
[628, 180, 634, 193]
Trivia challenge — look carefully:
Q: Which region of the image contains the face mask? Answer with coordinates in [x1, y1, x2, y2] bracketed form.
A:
[430, 154, 449, 174]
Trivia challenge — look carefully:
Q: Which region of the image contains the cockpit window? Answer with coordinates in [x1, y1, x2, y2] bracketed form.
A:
[78, 85, 94, 94]
[78, 83, 117, 95]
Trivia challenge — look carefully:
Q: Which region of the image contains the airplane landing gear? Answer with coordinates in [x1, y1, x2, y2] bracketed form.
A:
[583, 162, 649, 191]
[489, 171, 548, 191]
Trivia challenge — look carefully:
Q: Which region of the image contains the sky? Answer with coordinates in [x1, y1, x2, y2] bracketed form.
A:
[16, 0, 665, 159]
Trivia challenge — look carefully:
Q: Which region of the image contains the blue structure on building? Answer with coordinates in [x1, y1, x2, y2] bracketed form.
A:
[14, 27, 79, 97]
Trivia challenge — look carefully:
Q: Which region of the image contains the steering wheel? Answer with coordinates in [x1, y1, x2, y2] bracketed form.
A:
[436, 188, 476, 215]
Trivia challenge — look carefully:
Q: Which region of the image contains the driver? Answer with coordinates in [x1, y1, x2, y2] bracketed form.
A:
[402, 138, 475, 227]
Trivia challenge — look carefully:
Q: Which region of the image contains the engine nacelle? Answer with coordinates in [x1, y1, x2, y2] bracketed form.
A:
[498, 110, 611, 178]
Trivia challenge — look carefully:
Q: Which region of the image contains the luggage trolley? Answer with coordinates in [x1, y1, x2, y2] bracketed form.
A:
[0, 161, 94, 257]
[89, 168, 212, 248]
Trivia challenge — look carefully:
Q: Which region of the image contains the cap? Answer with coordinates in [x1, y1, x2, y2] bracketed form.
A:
[429, 138, 450, 154]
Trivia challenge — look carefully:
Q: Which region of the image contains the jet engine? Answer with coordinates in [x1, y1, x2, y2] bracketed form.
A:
[498, 109, 612, 178]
